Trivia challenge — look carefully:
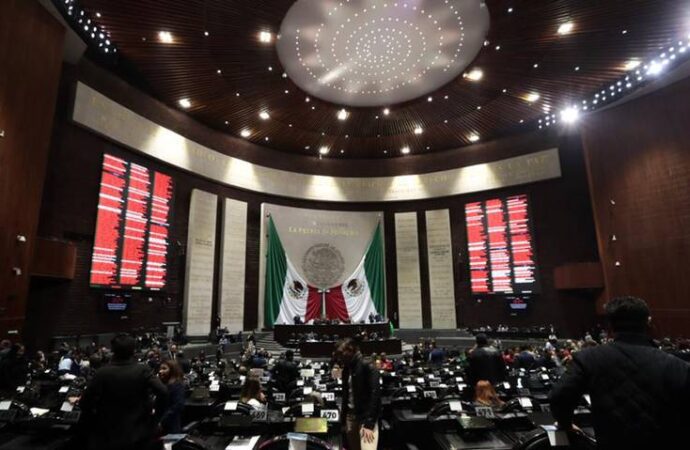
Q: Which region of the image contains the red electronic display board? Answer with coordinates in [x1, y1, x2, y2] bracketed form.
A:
[90, 154, 174, 290]
[465, 194, 539, 295]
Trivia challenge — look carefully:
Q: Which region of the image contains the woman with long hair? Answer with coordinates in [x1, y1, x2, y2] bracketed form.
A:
[239, 376, 266, 410]
[158, 359, 186, 434]
[474, 380, 505, 408]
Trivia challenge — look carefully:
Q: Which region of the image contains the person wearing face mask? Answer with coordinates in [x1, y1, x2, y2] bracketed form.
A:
[157, 359, 186, 435]
[335, 338, 381, 450]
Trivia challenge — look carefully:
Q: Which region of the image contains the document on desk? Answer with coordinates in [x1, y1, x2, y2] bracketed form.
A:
[225, 435, 260, 450]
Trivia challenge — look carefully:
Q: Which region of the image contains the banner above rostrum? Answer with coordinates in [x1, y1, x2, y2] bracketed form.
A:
[73, 82, 562, 203]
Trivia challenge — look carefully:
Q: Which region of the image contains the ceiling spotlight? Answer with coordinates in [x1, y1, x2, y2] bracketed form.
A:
[259, 31, 273, 43]
[158, 31, 174, 44]
[525, 92, 540, 103]
[561, 107, 580, 124]
[319, 146, 330, 155]
[414, 126, 423, 135]
[465, 68, 484, 81]
[557, 22, 574, 35]
[383, 107, 390, 115]
[240, 129, 251, 138]
[204, 31, 209, 37]
[337, 109, 349, 121]
[468, 133, 480, 143]
[305, 97, 311, 103]
[647, 61, 664, 75]
[624, 59, 641, 71]
[259, 110, 270, 120]
[427, 96, 433, 102]
[178, 98, 191, 109]
[401, 146, 411, 155]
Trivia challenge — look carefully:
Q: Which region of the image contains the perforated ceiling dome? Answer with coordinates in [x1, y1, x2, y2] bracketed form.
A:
[277, 0, 490, 107]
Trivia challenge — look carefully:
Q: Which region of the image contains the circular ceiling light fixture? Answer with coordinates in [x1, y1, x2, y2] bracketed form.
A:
[276, 0, 490, 107]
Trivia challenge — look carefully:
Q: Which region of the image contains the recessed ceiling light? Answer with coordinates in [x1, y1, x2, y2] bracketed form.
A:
[414, 126, 423, 135]
[647, 61, 664, 76]
[468, 133, 480, 143]
[158, 31, 174, 44]
[525, 92, 540, 103]
[558, 22, 574, 35]
[265, 137, 269, 141]
[259, 31, 273, 43]
[319, 146, 330, 155]
[240, 129, 251, 138]
[495, 45, 501, 51]
[533, 63, 539, 68]
[383, 108, 390, 115]
[204, 31, 209, 37]
[507, 7, 514, 13]
[337, 109, 349, 121]
[305, 97, 311, 103]
[401, 146, 411, 154]
[178, 98, 191, 108]
[427, 96, 433, 102]
[561, 107, 580, 123]
[259, 110, 270, 120]
[464, 68, 484, 81]
[340, 149, 345, 154]
[624, 59, 641, 70]
[217, 69, 222, 74]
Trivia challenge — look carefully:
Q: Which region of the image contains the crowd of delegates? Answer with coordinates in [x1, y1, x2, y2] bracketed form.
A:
[3, 297, 690, 449]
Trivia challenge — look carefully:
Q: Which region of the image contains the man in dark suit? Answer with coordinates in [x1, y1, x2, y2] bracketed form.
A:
[550, 296, 690, 450]
[467, 333, 507, 389]
[337, 338, 381, 450]
[271, 350, 299, 393]
[79, 334, 168, 450]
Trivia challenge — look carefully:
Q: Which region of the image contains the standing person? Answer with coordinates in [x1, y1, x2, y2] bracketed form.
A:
[0, 343, 28, 392]
[336, 338, 381, 450]
[79, 334, 168, 450]
[157, 359, 186, 435]
[550, 296, 690, 450]
[466, 334, 506, 389]
[271, 350, 299, 393]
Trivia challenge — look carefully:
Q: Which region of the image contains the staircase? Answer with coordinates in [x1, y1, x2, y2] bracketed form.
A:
[253, 332, 299, 358]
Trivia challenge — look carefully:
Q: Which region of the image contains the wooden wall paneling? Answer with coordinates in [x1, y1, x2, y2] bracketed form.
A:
[30, 238, 77, 279]
[554, 262, 603, 290]
[416, 211, 432, 328]
[582, 76, 690, 337]
[0, 0, 65, 338]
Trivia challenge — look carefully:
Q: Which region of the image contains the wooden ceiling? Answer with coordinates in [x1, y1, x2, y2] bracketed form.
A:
[66, 0, 688, 159]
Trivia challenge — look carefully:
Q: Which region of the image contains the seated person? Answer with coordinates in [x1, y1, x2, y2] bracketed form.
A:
[474, 380, 505, 408]
[240, 377, 266, 410]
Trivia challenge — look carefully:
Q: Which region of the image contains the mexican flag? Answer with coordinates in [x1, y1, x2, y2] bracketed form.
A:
[264, 218, 386, 327]
[264, 217, 322, 327]
[325, 223, 386, 322]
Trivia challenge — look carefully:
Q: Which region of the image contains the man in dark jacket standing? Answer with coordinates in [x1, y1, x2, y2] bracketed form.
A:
[337, 338, 381, 450]
[550, 296, 690, 450]
[79, 334, 168, 450]
[467, 333, 507, 389]
[271, 350, 299, 393]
